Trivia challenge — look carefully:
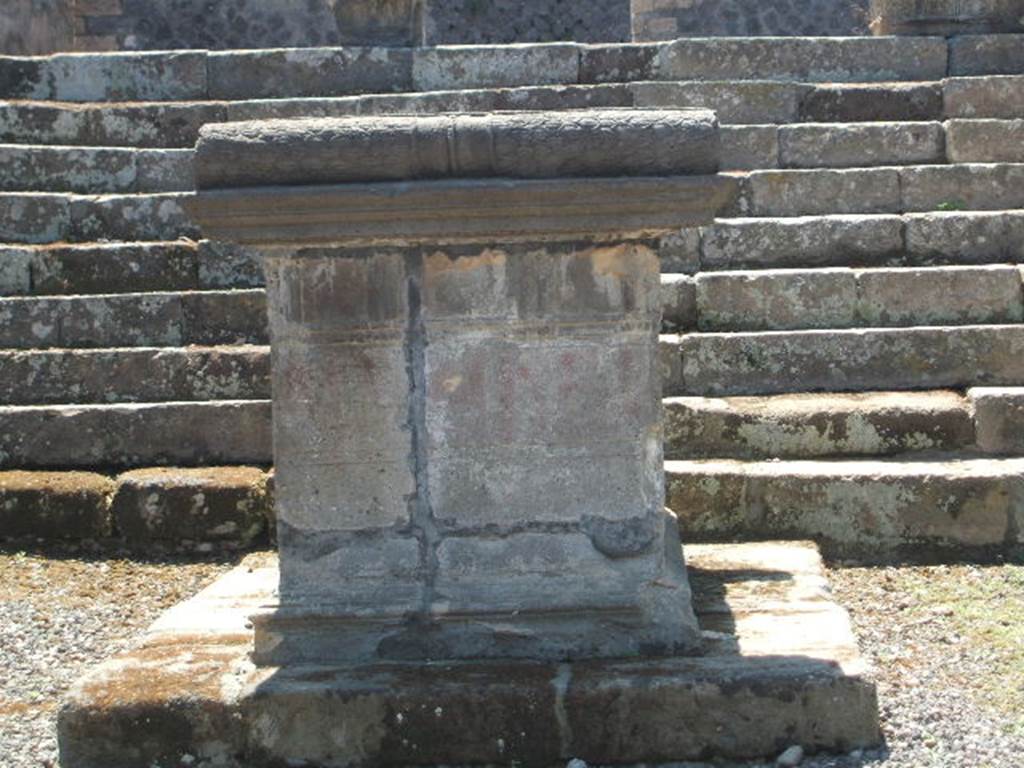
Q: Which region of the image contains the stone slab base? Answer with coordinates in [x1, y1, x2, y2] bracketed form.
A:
[58, 542, 881, 767]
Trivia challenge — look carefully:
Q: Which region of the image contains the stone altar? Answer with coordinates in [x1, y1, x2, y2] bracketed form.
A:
[57, 109, 881, 767]
[193, 109, 730, 665]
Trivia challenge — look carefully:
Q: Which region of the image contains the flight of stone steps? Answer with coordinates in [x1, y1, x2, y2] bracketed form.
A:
[1, 34, 1023, 554]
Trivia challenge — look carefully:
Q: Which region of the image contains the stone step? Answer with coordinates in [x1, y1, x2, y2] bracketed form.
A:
[678, 211, 1024, 274]
[0, 290, 266, 349]
[664, 390, 980, 460]
[946, 119, 1024, 163]
[0, 192, 196, 244]
[665, 456, 1024, 554]
[776, 122, 945, 169]
[662, 325, 1024, 396]
[0, 401, 272, 470]
[948, 35, 1024, 77]
[0, 466, 272, 547]
[0, 144, 194, 193]
[0, 345, 270, 405]
[944, 76, 1024, 119]
[731, 164, 1024, 217]
[690, 265, 1024, 332]
[0, 38, 954, 105]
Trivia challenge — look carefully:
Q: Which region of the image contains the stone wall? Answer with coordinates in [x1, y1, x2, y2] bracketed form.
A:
[633, 0, 871, 40]
[70, 0, 630, 51]
[0, 0, 73, 55]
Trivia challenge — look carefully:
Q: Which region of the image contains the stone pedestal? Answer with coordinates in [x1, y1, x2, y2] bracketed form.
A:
[193, 109, 733, 665]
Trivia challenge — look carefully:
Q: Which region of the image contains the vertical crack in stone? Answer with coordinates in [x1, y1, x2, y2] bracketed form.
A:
[404, 251, 441, 612]
[552, 663, 574, 758]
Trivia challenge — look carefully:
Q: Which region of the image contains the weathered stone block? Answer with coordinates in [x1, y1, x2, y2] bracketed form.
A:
[0, 402, 272, 470]
[30, 242, 197, 295]
[631, 80, 808, 125]
[660, 273, 697, 331]
[970, 387, 1024, 454]
[655, 37, 947, 83]
[946, 119, 1024, 163]
[675, 326, 1024, 396]
[70, 193, 198, 242]
[0, 193, 71, 244]
[0, 347, 269, 405]
[944, 75, 1024, 119]
[24, 52, 207, 101]
[799, 82, 943, 123]
[111, 467, 270, 549]
[739, 169, 901, 217]
[658, 227, 701, 274]
[696, 269, 858, 332]
[0, 471, 113, 540]
[412, 43, 580, 91]
[721, 125, 779, 170]
[899, 164, 1024, 212]
[949, 34, 1024, 76]
[208, 47, 413, 100]
[855, 265, 1023, 326]
[664, 391, 975, 460]
[0, 247, 32, 295]
[700, 215, 905, 271]
[135, 149, 195, 192]
[197, 240, 265, 289]
[181, 289, 267, 345]
[579, 43, 658, 83]
[778, 122, 945, 169]
[0, 145, 136, 194]
[904, 211, 1024, 263]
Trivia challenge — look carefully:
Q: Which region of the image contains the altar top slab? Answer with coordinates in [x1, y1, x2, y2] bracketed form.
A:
[194, 108, 720, 190]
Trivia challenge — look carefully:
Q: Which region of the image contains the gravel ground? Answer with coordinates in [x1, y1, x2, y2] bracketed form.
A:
[1, 543, 1022, 768]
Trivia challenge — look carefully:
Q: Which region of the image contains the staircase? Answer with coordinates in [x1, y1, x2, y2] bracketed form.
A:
[1, 35, 1023, 554]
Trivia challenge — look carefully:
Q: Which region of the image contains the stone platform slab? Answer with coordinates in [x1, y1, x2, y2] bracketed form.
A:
[58, 541, 880, 767]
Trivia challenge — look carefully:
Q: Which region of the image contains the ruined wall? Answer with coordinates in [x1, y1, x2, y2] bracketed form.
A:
[424, 0, 630, 44]
[0, 0, 73, 55]
[632, 0, 871, 40]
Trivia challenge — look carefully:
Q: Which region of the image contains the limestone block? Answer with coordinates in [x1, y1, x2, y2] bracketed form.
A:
[700, 215, 905, 271]
[0, 401, 272, 470]
[0, 194, 71, 244]
[696, 269, 858, 332]
[799, 82, 943, 123]
[0, 145, 136, 194]
[579, 43, 659, 83]
[675, 326, 1024, 396]
[208, 47, 413, 100]
[721, 125, 778, 171]
[0, 347, 269, 405]
[70, 193, 198, 242]
[904, 211, 1024, 263]
[664, 391, 975, 460]
[412, 43, 580, 91]
[899, 164, 1024, 212]
[667, 459, 1019, 551]
[9, 51, 207, 101]
[658, 227, 701, 274]
[655, 37, 947, 83]
[0, 293, 183, 349]
[631, 81, 807, 125]
[970, 387, 1024, 454]
[660, 274, 697, 331]
[30, 242, 199, 295]
[949, 34, 1024, 76]
[180, 289, 267, 345]
[0, 471, 114, 540]
[945, 119, 1024, 163]
[135, 149, 195, 193]
[740, 169, 901, 217]
[778, 122, 945, 169]
[944, 75, 1024, 119]
[197, 240, 265, 289]
[0, 247, 32, 295]
[111, 467, 270, 549]
[855, 265, 1024, 326]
